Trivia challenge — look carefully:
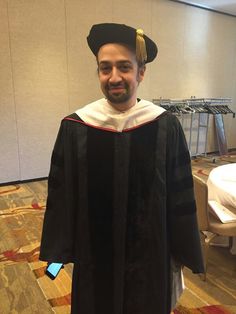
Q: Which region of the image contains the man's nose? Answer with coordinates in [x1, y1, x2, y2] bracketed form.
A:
[109, 67, 122, 83]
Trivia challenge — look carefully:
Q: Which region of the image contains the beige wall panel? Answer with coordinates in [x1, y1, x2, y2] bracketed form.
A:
[150, 0, 187, 98]
[204, 13, 236, 151]
[207, 15, 236, 95]
[180, 6, 213, 97]
[0, 0, 20, 183]
[8, 0, 69, 180]
[65, 0, 113, 112]
[112, 0, 152, 27]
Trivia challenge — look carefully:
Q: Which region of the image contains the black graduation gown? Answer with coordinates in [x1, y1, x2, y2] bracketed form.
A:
[39, 111, 204, 314]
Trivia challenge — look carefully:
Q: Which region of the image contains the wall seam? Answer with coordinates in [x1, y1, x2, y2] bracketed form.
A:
[63, 0, 70, 115]
[6, 0, 21, 181]
[231, 20, 236, 96]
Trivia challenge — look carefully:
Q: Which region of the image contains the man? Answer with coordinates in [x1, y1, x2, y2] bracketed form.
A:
[40, 23, 204, 314]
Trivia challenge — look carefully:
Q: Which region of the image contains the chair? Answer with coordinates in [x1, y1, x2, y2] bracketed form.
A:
[193, 175, 236, 280]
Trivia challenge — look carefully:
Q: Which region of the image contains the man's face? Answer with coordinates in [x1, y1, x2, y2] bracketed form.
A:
[97, 43, 145, 106]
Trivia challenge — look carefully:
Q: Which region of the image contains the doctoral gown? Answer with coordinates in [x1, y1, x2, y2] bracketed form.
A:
[40, 105, 204, 314]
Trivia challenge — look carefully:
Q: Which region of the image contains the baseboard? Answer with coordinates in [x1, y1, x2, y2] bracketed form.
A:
[0, 177, 48, 187]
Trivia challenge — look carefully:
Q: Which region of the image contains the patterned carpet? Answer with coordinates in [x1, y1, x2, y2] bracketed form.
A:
[0, 154, 236, 313]
[174, 305, 234, 313]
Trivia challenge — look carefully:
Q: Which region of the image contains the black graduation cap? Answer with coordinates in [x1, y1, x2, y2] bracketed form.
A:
[87, 23, 158, 64]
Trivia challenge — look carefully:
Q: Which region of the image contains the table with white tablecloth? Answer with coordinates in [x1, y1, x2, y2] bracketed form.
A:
[207, 163, 236, 254]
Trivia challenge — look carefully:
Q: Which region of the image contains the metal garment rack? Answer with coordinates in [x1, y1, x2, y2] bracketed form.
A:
[153, 97, 235, 157]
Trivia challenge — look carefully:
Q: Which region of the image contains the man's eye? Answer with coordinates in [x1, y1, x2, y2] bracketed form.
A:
[119, 65, 132, 72]
[99, 66, 111, 73]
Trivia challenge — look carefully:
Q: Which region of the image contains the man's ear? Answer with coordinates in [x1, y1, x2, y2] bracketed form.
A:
[138, 65, 146, 82]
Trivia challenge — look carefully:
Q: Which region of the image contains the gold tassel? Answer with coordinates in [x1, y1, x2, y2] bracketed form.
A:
[136, 28, 147, 64]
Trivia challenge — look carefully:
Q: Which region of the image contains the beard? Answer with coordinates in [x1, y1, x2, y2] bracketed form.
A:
[103, 81, 131, 104]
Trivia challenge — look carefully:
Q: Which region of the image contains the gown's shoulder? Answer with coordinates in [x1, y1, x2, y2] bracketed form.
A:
[61, 110, 177, 134]
[64, 112, 82, 121]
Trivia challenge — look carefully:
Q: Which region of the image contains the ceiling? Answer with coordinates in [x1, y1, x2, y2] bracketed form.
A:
[172, 0, 236, 16]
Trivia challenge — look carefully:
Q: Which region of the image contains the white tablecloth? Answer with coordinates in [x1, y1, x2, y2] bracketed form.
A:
[207, 163, 236, 254]
[208, 163, 236, 207]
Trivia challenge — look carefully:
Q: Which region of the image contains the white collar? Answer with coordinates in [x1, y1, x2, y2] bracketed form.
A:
[75, 98, 165, 132]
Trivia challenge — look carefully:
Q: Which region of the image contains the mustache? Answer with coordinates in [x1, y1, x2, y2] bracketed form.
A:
[107, 82, 127, 89]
